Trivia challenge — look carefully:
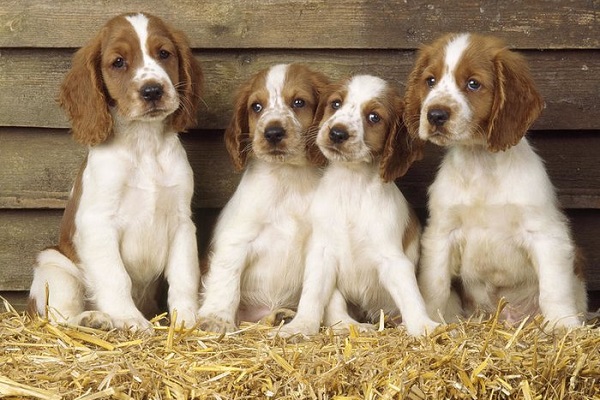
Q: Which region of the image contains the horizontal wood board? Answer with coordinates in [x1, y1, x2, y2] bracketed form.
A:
[0, 50, 598, 130]
[0, 0, 597, 49]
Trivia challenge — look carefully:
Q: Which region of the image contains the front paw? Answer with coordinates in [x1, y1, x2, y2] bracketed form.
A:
[74, 311, 114, 330]
[545, 315, 584, 331]
[274, 317, 320, 339]
[404, 318, 440, 337]
[198, 313, 236, 333]
[170, 307, 198, 329]
[114, 317, 153, 333]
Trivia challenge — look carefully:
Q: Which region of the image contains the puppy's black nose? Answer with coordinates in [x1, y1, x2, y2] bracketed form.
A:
[427, 108, 449, 126]
[329, 127, 349, 143]
[141, 84, 164, 102]
[264, 126, 286, 143]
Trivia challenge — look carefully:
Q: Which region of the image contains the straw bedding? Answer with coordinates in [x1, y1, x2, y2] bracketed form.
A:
[1, 298, 598, 400]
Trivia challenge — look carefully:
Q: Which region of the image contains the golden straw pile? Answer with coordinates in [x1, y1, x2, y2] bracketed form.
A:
[1, 298, 598, 400]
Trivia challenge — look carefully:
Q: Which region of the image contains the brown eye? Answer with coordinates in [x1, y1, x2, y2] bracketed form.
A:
[331, 100, 342, 110]
[426, 76, 436, 88]
[251, 102, 263, 113]
[367, 112, 381, 124]
[292, 99, 305, 108]
[159, 50, 171, 60]
[467, 79, 481, 91]
[112, 57, 125, 69]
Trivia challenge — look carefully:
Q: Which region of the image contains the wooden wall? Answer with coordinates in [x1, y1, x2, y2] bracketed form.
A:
[1, 0, 598, 310]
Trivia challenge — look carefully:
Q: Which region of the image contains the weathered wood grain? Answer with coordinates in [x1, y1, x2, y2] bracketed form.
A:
[2, 208, 599, 292]
[0, 0, 597, 49]
[2, 128, 599, 210]
[0, 49, 598, 130]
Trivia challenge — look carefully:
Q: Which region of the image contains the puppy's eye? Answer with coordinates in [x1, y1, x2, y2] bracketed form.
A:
[112, 57, 126, 69]
[331, 100, 342, 110]
[426, 77, 436, 88]
[159, 50, 171, 60]
[367, 112, 381, 124]
[467, 79, 481, 91]
[251, 103, 263, 113]
[292, 99, 305, 108]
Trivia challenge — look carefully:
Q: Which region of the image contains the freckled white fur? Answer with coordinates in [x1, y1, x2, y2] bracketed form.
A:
[278, 75, 438, 338]
[416, 35, 587, 329]
[198, 65, 321, 331]
[29, 14, 200, 330]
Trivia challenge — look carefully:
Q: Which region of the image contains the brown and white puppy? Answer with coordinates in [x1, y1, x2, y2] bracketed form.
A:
[29, 13, 204, 331]
[404, 33, 587, 328]
[198, 63, 329, 332]
[278, 75, 438, 338]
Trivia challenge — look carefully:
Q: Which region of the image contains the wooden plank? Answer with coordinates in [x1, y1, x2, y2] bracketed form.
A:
[0, 0, 597, 49]
[2, 128, 600, 210]
[0, 210, 62, 291]
[2, 208, 599, 292]
[1, 49, 599, 130]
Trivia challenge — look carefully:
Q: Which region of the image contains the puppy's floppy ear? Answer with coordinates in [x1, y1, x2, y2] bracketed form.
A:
[224, 80, 252, 171]
[380, 95, 424, 182]
[59, 30, 113, 146]
[486, 48, 544, 152]
[170, 27, 204, 133]
[305, 77, 332, 167]
[403, 44, 433, 140]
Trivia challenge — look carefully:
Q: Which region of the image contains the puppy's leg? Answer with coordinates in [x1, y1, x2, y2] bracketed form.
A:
[198, 243, 249, 333]
[324, 289, 375, 333]
[418, 226, 456, 322]
[380, 254, 439, 336]
[276, 243, 337, 338]
[29, 248, 85, 324]
[530, 228, 585, 329]
[165, 219, 200, 328]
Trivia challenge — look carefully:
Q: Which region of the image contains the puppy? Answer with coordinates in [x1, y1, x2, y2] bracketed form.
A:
[197, 63, 329, 332]
[28, 13, 204, 330]
[404, 33, 587, 328]
[278, 75, 439, 338]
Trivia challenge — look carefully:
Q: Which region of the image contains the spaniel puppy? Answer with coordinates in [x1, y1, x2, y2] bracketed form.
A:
[197, 63, 329, 332]
[278, 75, 438, 338]
[404, 33, 587, 328]
[29, 13, 204, 330]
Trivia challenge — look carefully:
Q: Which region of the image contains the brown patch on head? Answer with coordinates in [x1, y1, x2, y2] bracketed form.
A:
[404, 33, 456, 140]
[225, 64, 329, 170]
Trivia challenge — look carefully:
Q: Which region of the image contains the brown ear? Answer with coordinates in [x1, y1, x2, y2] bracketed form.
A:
[59, 31, 112, 146]
[305, 78, 332, 167]
[403, 45, 432, 140]
[380, 96, 424, 182]
[487, 48, 544, 152]
[170, 28, 204, 133]
[224, 81, 252, 171]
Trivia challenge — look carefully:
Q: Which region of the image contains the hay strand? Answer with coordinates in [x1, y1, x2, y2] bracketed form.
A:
[1, 298, 598, 399]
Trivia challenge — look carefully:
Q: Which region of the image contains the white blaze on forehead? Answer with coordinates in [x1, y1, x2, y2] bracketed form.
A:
[125, 13, 169, 82]
[265, 64, 289, 109]
[335, 75, 387, 119]
[444, 33, 470, 76]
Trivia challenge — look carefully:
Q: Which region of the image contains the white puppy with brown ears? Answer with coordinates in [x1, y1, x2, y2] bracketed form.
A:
[197, 64, 329, 332]
[404, 33, 587, 329]
[278, 75, 439, 338]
